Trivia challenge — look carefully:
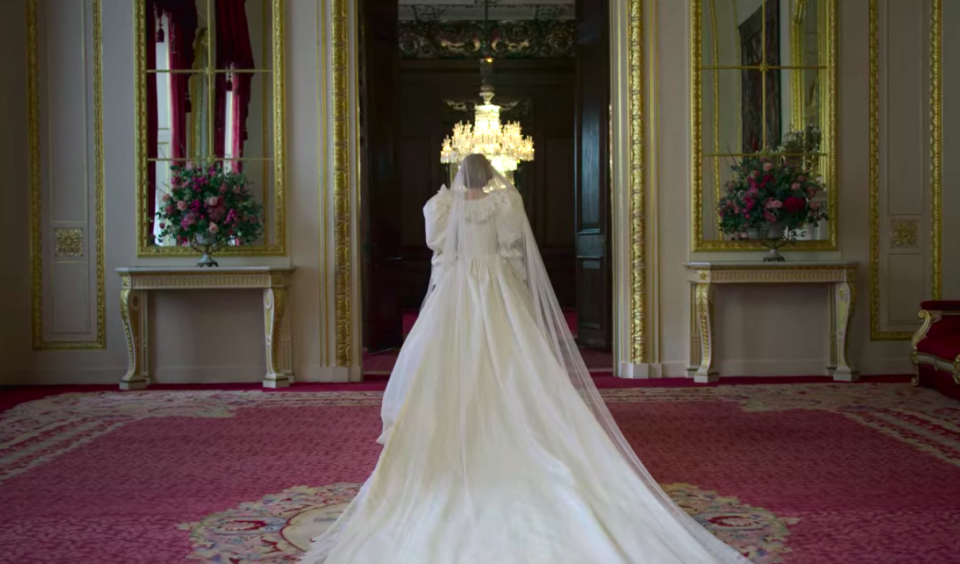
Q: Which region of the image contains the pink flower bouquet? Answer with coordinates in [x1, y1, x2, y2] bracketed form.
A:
[717, 154, 828, 240]
[155, 162, 264, 248]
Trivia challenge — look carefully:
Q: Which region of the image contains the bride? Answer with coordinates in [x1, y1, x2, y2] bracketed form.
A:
[301, 154, 750, 564]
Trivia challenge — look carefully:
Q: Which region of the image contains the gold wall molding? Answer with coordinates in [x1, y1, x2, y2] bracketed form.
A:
[133, 0, 287, 257]
[54, 228, 84, 258]
[890, 219, 920, 250]
[28, 0, 106, 350]
[628, 0, 645, 364]
[930, 0, 942, 299]
[332, 0, 647, 369]
[331, 0, 352, 367]
[868, 0, 942, 341]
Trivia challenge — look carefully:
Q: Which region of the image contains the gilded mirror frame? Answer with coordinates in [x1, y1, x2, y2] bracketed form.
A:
[133, 0, 286, 256]
[690, 0, 838, 252]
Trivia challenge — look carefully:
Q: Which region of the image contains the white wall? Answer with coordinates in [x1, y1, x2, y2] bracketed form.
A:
[652, 0, 959, 377]
[1, 0, 956, 385]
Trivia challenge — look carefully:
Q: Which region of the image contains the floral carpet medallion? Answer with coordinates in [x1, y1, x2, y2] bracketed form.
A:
[178, 483, 797, 563]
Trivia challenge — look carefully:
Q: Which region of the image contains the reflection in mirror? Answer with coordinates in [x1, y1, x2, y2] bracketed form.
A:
[214, 0, 274, 70]
[694, 0, 835, 248]
[140, 0, 280, 252]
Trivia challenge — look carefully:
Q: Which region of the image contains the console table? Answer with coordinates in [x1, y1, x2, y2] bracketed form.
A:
[685, 262, 858, 383]
[116, 267, 296, 390]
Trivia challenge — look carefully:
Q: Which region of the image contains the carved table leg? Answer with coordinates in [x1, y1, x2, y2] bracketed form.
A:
[831, 281, 859, 382]
[691, 282, 718, 383]
[263, 288, 291, 388]
[119, 289, 149, 390]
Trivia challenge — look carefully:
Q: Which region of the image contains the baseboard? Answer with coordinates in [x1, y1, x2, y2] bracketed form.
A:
[618, 363, 662, 378]
[2, 358, 913, 386]
[297, 366, 353, 383]
[858, 357, 913, 376]
[659, 358, 913, 378]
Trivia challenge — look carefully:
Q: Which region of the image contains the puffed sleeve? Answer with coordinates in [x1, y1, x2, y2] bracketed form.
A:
[423, 186, 453, 288]
[495, 189, 527, 284]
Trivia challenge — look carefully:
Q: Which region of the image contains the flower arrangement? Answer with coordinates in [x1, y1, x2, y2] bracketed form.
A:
[717, 154, 828, 241]
[155, 162, 264, 249]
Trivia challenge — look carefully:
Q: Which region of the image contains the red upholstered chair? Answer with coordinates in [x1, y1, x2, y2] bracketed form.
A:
[912, 301, 960, 399]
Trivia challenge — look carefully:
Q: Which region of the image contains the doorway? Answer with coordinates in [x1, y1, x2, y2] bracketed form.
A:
[359, 0, 614, 376]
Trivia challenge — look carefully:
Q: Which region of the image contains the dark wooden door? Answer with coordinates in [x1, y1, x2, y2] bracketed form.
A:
[574, 0, 611, 350]
[360, 0, 403, 352]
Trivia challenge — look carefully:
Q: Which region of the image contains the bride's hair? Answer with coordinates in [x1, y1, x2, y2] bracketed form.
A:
[459, 154, 495, 190]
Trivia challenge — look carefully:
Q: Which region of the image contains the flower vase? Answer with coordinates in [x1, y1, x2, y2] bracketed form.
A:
[761, 223, 788, 262]
[192, 232, 220, 267]
[748, 223, 789, 262]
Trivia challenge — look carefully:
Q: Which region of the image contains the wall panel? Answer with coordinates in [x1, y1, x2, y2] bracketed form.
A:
[28, 0, 105, 349]
[869, 0, 936, 341]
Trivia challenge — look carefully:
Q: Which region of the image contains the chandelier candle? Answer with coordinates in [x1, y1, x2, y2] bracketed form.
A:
[440, 59, 535, 173]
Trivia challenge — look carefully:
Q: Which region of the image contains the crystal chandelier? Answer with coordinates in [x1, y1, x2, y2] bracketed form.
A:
[440, 60, 535, 173]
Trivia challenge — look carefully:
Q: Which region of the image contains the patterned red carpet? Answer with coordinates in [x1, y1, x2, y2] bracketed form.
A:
[2, 383, 959, 563]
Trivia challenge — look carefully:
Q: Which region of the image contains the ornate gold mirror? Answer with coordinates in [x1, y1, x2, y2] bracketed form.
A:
[134, 0, 284, 255]
[692, 0, 837, 251]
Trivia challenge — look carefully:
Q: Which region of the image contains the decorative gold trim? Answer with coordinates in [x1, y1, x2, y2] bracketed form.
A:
[332, 0, 352, 367]
[629, 0, 645, 363]
[93, 0, 107, 350]
[686, 262, 856, 284]
[930, 0, 942, 300]
[134, 0, 287, 257]
[54, 228, 84, 258]
[117, 268, 295, 290]
[28, 0, 107, 350]
[890, 219, 920, 250]
[690, 0, 839, 252]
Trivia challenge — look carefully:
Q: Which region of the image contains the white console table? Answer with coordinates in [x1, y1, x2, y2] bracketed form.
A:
[116, 267, 296, 390]
[685, 262, 858, 383]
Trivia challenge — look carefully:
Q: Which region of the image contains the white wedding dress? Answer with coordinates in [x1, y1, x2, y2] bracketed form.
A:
[301, 157, 750, 564]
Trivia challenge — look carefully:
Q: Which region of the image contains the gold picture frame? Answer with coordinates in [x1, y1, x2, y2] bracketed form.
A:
[133, 0, 286, 256]
[690, 0, 838, 252]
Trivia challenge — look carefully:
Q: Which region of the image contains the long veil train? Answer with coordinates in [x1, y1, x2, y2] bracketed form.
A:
[301, 155, 750, 563]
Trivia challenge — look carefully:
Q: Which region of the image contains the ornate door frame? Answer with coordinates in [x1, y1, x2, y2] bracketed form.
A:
[318, 0, 651, 381]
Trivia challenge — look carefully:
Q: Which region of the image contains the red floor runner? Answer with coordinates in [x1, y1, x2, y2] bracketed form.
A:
[0, 381, 953, 563]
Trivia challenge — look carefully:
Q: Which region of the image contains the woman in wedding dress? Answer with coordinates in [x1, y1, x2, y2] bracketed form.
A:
[301, 154, 751, 564]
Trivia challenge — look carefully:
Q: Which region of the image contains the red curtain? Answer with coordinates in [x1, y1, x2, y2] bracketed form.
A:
[215, 0, 254, 169]
[154, 0, 198, 159]
[146, 0, 198, 223]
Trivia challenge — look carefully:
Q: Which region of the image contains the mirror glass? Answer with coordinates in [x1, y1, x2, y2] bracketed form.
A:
[139, 0, 280, 251]
[695, 0, 834, 248]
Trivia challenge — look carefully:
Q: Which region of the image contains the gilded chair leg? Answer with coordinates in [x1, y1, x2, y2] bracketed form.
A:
[953, 355, 960, 387]
[910, 310, 938, 388]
